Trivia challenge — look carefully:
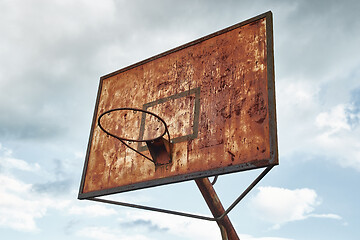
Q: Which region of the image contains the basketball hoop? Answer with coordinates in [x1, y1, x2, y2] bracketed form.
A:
[98, 107, 172, 166]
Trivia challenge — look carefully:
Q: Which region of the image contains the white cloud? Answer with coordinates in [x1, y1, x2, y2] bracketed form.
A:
[0, 174, 62, 231]
[68, 204, 117, 217]
[76, 226, 151, 240]
[251, 187, 319, 223]
[276, 79, 360, 172]
[315, 104, 351, 132]
[0, 144, 40, 172]
[1, 156, 40, 172]
[0, 143, 123, 233]
[314, 103, 360, 170]
[119, 211, 220, 240]
[75, 211, 294, 240]
[0, 144, 69, 232]
[309, 213, 342, 220]
[278, 80, 320, 108]
[276, 79, 322, 156]
[249, 187, 341, 229]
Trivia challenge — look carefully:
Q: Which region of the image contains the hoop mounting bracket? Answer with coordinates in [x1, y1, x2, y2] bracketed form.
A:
[146, 137, 172, 166]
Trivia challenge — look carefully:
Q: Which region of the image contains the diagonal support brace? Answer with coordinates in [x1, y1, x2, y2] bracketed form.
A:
[87, 166, 274, 228]
[195, 177, 239, 240]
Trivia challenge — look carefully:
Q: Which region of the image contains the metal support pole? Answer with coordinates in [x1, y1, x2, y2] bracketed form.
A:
[195, 177, 240, 240]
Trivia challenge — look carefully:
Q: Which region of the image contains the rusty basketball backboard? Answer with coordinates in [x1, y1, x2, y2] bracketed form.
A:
[79, 11, 277, 199]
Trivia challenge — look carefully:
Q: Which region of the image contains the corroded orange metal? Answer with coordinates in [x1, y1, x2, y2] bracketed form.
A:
[79, 13, 277, 197]
[195, 177, 240, 240]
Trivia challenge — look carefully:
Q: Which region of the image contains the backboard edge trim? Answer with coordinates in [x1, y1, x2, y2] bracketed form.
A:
[78, 160, 277, 199]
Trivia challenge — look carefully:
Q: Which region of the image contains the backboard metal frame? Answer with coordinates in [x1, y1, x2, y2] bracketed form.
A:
[78, 11, 277, 200]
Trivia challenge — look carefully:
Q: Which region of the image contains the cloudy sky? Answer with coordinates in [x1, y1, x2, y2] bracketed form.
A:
[1, 0, 359, 239]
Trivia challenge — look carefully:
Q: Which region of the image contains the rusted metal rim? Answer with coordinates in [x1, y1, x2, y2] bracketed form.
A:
[98, 107, 170, 142]
[97, 107, 171, 163]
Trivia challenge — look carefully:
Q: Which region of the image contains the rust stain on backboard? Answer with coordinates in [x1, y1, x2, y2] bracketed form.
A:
[79, 12, 277, 198]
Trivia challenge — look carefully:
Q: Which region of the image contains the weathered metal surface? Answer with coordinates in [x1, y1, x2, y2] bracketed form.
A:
[195, 177, 240, 240]
[79, 11, 277, 198]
